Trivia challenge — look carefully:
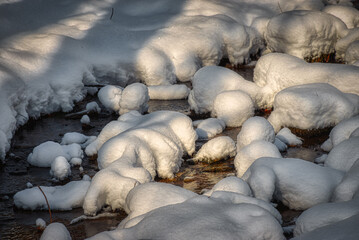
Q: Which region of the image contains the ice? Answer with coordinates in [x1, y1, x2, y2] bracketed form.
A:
[14, 180, 91, 211]
[80, 115, 90, 125]
[89, 196, 284, 240]
[97, 85, 123, 112]
[322, 5, 359, 29]
[50, 156, 71, 181]
[235, 140, 282, 177]
[119, 83, 149, 115]
[265, 10, 347, 59]
[86, 101, 101, 114]
[148, 85, 190, 100]
[242, 157, 344, 210]
[212, 90, 254, 127]
[236, 117, 275, 150]
[193, 136, 236, 163]
[268, 83, 359, 132]
[202, 176, 252, 197]
[195, 118, 225, 140]
[188, 66, 259, 114]
[253, 53, 359, 108]
[276, 128, 302, 146]
[36, 218, 46, 230]
[40, 222, 71, 240]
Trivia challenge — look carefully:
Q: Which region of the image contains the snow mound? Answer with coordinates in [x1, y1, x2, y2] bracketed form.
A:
[193, 136, 236, 163]
[14, 180, 90, 211]
[253, 53, 359, 108]
[335, 28, 359, 61]
[195, 118, 225, 140]
[345, 40, 359, 64]
[61, 132, 95, 148]
[268, 83, 359, 132]
[274, 138, 288, 152]
[148, 85, 190, 100]
[203, 176, 252, 197]
[119, 83, 149, 115]
[188, 66, 259, 114]
[265, 10, 347, 59]
[83, 111, 196, 215]
[36, 218, 46, 230]
[243, 157, 344, 210]
[332, 159, 359, 202]
[80, 115, 90, 125]
[40, 222, 71, 240]
[322, 5, 359, 29]
[89, 196, 285, 240]
[236, 117, 275, 150]
[276, 128, 302, 146]
[212, 90, 254, 127]
[97, 85, 123, 112]
[86, 101, 101, 114]
[235, 140, 282, 177]
[50, 156, 71, 181]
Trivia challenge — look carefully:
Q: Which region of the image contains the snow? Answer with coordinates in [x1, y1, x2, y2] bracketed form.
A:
[195, 118, 225, 140]
[97, 85, 123, 112]
[276, 128, 302, 146]
[253, 53, 359, 108]
[202, 176, 252, 197]
[80, 115, 90, 125]
[193, 136, 236, 163]
[148, 85, 190, 100]
[26, 182, 33, 188]
[242, 157, 344, 210]
[119, 83, 149, 115]
[40, 222, 71, 240]
[86, 101, 101, 113]
[36, 218, 46, 230]
[14, 180, 91, 211]
[335, 28, 359, 61]
[322, 5, 359, 29]
[268, 83, 359, 132]
[211, 90, 254, 127]
[61, 132, 95, 148]
[274, 137, 288, 152]
[332, 159, 359, 202]
[50, 156, 71, 181]
[345, 40, 359, 63]
[235, 140, 282, 177]
[70, 157, 82, 166]
[236, 117, 275, 150]
[265, 10, 347, 59]
[89, 196, 285, 240]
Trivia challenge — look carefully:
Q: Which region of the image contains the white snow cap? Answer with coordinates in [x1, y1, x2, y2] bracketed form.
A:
[203, 176, 252, 197]
[211, 90, 254, 127]
[50, 156, 71, 181]
[242, 157, 344, 210]
[36, 218, 46, 230]
[148, 85, 190, 100]
[60, 132, 95, 148]
[80, 115, 90, 125]
[119, 83, 149, 115]
[236, 117, 275, 150]
[14, 180, 90, 211]
[97, 85, 123, 112]
[265, 10, 347, 59]
[40, 222, 71, 240]
[253, 53, 359, 108]
[195, 118, 225, 140]
[332, 159, 359, 202]
[276, 128, 302, 146]
[86, 101, 101, 113]
[322, 5, 359, 29]
[193, 136, 236, 163]
[268, 83, 359, 132]
[345, 40, 359, 64]
[335, 28, 359, 61]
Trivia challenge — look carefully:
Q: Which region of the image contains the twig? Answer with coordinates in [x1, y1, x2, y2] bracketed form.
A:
[277, 2, 283, 13]
[110, 8, 114, 20]
[37, 186, 52, 223]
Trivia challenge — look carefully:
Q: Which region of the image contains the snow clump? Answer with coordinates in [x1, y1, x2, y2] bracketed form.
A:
[195, 118, 225, 140]
[50, 156, 71, 181]
[276, 128, 302, 146]
[335, 28, 359, 61]
[97, 85, 123, 112]
[61, 132, 95, 148]
[80, 115, 90, 125]
[40, 222, 71, 240]
[322, 5, 359, 29]
[148, 85, 190, 100]
[193, 136, 236, 163]
[86, 101, 101, 114]
[119, 83, 149, 115]
[203, 176, 252, 197]
[36, 218, 46, 230]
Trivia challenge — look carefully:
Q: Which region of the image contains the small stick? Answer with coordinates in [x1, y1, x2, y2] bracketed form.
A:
[110, 8, 114, 20]
[37, 186, 52, 223]
[277, 2, 283, 13]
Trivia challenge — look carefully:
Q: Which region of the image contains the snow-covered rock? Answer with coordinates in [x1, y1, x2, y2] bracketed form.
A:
[119, 83, 149, 115]
[274, 137, 288, 152]
[193, 136, 236, 163]
[211, 90, 254, 127]
[276, 128, 302, 146]
[97, 85, 123, 112]
[265, 10, 347, 59]
[236, 117, 275, 150]
[40, 222, 71, 240]
[268, 83, 359, 132]
[203, 176, 252, 197]
[243, 157, 344, 210]
[253, 53, 359, 108]
[235, 140, 282, 177]
[335, 28, 359, 60]
[322, 5, 359, 29]
[60, 132, 95, 148]
[36, 218, 46, 230]
[148, 85, 190, 100]
[86, 101, 101, 113]
[14, 180, 90, 211]
[195, 118, 225, 140]
[332, 159, 359, 202]
[80, 115, 90, 125]
[50, 156, 71, 181]
[345, 40, 359, 63]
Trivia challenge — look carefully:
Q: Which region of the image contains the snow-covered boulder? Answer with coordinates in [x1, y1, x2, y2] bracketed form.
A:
[265, 10, 347, 59]
[235, 140, 282, 177]
[40, 222, 71, 240]
[195, 118, 225, 140]
[97, 85, 123, 112]
[203, 176, 252, 197]
[211, 90, 254, 127]
[14, 180, 90, 211]
[243, 157, 344, 210]
[253, 53, 359, 108]
[322, 5, 359, 29]
[236, 117, 275, 150]
[148, 85, 190, 100]
[332, 159, 359, 202]
[276, 128, 302, 146]
[50, 156, 71, 181]
[80, 115, 90, 125]
[188, 66, 259, 114]
[268, 83, 359, 132]
[119, 83, 149, 115]
[193, 136, 236, 163]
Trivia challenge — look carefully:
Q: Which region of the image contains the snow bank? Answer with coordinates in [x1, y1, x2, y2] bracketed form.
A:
[268, 83, 359, 132]
[119, 83, 149, 115]
[265, 10, 347, 59]
[322, 5, 359, 29]
[14, 180, 90, 211]
[83, 111, 196, 215]
[193, 136, 236, 163]
[40, 222, 71, 240]
[148, 85, 190, 100]
[235, 140, 282, 177]
[50, 156, 71, 181]
[243, 157, 344, 210]
[212, 90, 254, 127]
[97, 85, 123, 112]
[195, 118, 225, 140]
[236, 117, 275, 150]
[89, 196, 285, 240]
[203, 176, 252, 197]
[253, 53, 359, 108]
